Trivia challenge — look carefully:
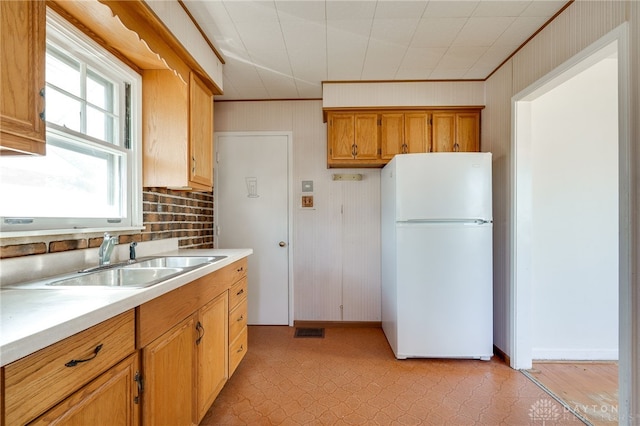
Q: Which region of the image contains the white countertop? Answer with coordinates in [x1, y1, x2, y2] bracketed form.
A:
[0, 248, 252, 367]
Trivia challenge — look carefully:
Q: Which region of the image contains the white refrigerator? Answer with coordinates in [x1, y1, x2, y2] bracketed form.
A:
[381, 152, 493, 360]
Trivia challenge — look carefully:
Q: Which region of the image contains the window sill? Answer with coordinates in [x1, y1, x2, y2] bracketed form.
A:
[0, 226, 144, 241]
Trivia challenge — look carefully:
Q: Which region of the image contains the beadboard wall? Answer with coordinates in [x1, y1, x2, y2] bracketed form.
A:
[214, 100, 381, 322]
[483, 0, 638, 362]
[0, 187, 213, 260]
[322, 81, 485, 108]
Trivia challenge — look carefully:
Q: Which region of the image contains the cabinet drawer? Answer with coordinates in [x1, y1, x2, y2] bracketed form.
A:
[229, 277, 247, 310]
[219, 258, 247, 287]
[229, 326, 247, 377]
[229, 297, 248, 341]
[4, 310, 135, 426]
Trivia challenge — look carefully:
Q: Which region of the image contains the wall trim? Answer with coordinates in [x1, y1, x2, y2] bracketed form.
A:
[294, 321, 382, 328]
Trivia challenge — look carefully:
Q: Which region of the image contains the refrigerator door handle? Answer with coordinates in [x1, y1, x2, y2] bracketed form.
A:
[402, 219, 492, 225]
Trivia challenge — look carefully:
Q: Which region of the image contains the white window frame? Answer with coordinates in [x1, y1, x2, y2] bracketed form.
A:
[0, 8, 143, 237]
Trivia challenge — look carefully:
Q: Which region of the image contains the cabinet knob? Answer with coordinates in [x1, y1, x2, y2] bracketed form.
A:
[279, 241, 286, 247]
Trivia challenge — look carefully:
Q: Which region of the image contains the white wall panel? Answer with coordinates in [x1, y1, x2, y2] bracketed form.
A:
[214, 100, 381, 322]
[483, 60, 513, 355]
[322, 81, 484, 108]
[144, 0, 224, 90]
[485, 4, 639, 415]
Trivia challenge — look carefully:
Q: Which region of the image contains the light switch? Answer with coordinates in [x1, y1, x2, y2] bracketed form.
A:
[302, 180, 313, 192]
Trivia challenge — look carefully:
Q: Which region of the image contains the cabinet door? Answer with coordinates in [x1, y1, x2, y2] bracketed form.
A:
[456, 111, 480, 152]
[142, 315, 195, 426]
[380, 113, 404, 160]
[432, 112, 456, 152]
[405, 112, 430, 153]
[354, 113, 379, 159]
[196, 292, 229, 423]
[0, 0, 46, 155]
[30, 354, 140, 426]
[189, 72, 214, 189]
[328, 112, 355, 160]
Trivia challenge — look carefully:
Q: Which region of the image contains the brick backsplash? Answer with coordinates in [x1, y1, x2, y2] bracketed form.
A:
[0, 188, 214, 259]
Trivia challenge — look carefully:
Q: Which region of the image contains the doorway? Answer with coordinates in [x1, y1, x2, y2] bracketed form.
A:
[511, 24, 631, 421]
[214, 132, 293, 325]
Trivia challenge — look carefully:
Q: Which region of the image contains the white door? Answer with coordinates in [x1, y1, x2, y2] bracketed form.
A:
[215, 132, 290, 325]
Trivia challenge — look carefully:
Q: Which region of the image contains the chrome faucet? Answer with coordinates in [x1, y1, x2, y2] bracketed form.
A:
[98, 232, 117, 266]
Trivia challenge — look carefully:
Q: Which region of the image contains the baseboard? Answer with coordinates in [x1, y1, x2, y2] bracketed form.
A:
[532, 348, 618, 360]
[293, 320, 382, 328]
[493, 345, 511, 365]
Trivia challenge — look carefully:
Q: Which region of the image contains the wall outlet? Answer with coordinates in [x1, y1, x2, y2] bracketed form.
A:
[301, 195, 314, 208]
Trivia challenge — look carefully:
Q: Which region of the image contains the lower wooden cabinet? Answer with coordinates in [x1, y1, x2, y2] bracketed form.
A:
[137, 258, 248, 425]
[3, 310, 136, 425]
[0, 259, 250, 426]
[196, 291, 229, 422]
[31, 353, 140, 426]
[141, 315, 196, 426]
[228, 277, 248, 376]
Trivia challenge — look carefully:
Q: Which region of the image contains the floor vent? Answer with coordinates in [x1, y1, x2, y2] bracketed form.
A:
[294, 328, 325, 338]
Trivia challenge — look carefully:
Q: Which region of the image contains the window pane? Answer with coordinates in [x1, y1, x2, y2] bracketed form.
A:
[45, 88, 82, 132]
[87, 70, 114, 112]
[87, 105, 115, 143]
[0, 133, 124, 218]
[46, 48, 80, 97]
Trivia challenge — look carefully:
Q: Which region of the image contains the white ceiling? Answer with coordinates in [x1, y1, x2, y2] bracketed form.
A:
[182, 0, 569, 100]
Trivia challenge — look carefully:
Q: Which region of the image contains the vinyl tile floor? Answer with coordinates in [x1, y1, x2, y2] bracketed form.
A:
[200, 326, 584, 425]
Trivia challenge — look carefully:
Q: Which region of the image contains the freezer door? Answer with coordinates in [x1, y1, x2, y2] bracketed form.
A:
[393, 153, 492, 221]
[394, 222, 493, 359]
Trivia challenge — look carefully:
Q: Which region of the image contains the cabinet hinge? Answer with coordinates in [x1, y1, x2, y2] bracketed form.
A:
[429, 118, 433, 125]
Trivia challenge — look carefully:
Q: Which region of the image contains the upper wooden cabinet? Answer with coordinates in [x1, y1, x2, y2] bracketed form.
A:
[143, 71, 214, 191]
[381, 112, 430, 160]
[327, 112, 382, 168]
[0, 0, 46, 155]
[326, 108, 481, 167]
[432, 110, 480, 152]
[189, 73, 215, 189]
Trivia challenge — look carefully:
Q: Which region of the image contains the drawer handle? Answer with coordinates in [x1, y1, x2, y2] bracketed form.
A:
[236, 266, 244, 273]
[237, 315, 244, 322]
[237, 344, 244, 353]
[236, 289, 244, 296]
[65, 344, 103, 367]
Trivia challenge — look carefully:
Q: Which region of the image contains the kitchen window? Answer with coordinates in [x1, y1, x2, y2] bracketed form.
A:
[0, 9, 142, 235]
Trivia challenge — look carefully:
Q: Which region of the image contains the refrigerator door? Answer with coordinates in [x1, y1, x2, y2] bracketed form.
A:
[392, 153, 492, 221]
[394, 221, 493, 359]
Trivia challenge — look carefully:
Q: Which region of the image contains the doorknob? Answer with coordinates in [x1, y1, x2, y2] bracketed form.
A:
[279, 241, 286, 247]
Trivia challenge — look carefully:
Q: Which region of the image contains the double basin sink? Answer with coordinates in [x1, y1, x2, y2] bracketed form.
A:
[6, 256, 227, 290]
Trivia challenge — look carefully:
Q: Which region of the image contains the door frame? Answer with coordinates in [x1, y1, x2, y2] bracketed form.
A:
[510, 23, 632, 420]
[214, 131, 294, 326]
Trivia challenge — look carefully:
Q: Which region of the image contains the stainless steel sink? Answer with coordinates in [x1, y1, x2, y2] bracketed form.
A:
[46, 267, 183, 288]
[3, 255, 228, 290]
[125, 255, 226, 269]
